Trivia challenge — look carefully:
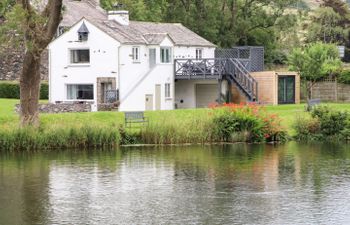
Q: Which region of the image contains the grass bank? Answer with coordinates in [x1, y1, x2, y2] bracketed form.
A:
[2, 98, 350, 150]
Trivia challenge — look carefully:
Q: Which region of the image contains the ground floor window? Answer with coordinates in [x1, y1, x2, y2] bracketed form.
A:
[67, 84, 93, 100]
[165, 83, 171, 98]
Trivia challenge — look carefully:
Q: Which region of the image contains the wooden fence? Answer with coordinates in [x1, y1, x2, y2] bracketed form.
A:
[311, 79, 350, 102]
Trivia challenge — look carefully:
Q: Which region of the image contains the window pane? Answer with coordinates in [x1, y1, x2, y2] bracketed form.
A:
[133, 47, 140, 61]
[166, 49, 170, 63]
[71, 50, 90, 63]
[161, 48, 171, 63]
[161, 48, 164, 63]
[165, 83, 171, 98]
[67, 84, 93, 100]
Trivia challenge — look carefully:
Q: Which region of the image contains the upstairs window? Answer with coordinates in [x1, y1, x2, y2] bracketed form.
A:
[160, 47, 171, 63]
[196, 48, 203, 60]
[165, 83, 171, 98]
[67, 84, 93, 100]
[70, 49, 90, 64]
[132, 47, 140, 62]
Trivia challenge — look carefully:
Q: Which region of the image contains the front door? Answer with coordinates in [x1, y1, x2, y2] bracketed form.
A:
[149, 49, 156, 68]
[145, 94, 153, 111]
[155, 84, 161, 110]
[278, 76, 295, 104]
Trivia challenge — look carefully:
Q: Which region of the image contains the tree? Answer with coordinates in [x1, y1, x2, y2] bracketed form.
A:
[101, 0, 300, 64]
[306, 7, 347, 44]
[288, 42, 342, 99]
[0, 0, 63, 126]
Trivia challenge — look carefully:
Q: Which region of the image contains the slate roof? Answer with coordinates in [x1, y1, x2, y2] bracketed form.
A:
[77, 22, 89, 33]
[61, 0, 216, 47]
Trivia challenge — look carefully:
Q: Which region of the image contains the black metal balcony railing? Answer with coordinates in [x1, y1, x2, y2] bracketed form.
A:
[105, 90, 119, 103]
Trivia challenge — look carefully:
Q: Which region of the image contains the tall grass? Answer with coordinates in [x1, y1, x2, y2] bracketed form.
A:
[0, 126, 120, 151]
[140, 112, 216, 144]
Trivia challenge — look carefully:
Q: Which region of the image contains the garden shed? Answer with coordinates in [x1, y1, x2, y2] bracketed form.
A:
[231, 71, 300, 105]
[249, 71, 300, 105]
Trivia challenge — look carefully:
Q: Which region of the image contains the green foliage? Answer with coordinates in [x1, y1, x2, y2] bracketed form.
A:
[288, 42, 342, 98]
[211, 104, 287, 143]
[338, 69, 350, 84]
[0, 126, 119, 151]
[212, 107, 262, 142]
[0, 0, 15, 18]
[306, 7, 348, 44]
[294, 106, 350, 141]
[311, 106, 348, 136]
[0, 82, 48, 99]
[100, 0, 299, 64]
[293, 116, 321, 141]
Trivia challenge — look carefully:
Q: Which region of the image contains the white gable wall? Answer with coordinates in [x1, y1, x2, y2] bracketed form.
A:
[48, 19, 120, 109]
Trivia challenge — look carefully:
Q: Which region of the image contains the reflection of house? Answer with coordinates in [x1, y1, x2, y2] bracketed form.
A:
[49, 0, 298, 112]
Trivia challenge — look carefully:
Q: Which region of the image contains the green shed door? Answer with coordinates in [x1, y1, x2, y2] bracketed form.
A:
[278, 76, 295, 104]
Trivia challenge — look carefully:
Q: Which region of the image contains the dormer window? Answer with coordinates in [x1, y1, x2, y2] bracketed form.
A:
[77, 22, 89, 41]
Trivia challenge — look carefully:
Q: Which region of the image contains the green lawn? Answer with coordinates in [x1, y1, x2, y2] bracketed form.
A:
[2, 98, 350, 134]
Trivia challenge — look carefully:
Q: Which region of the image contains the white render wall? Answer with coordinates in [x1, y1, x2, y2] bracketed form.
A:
[118, 37, 175, 111]
[48, 19, 120, 110]
[119, 37, 216, 111]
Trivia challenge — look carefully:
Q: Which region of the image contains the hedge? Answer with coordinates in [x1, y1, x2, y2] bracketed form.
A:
[0, 81, 48, 99]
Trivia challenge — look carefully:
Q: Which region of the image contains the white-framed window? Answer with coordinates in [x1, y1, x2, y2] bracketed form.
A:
[160, 47, 172, 63]
[132, 46, 140, 62]
[67, 84, 94, 100]
[196, 48, 203, 60]
[165, 83, 171, 98]
[70, 49, 90, 64]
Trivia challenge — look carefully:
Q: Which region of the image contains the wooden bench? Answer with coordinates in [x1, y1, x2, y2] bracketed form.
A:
[124, 111, 148, 128]
[306, 98, 321, 111]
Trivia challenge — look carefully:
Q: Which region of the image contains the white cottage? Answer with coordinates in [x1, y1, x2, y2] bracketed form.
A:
[48, 0, 235, 111]
[49, 0, 261, 112]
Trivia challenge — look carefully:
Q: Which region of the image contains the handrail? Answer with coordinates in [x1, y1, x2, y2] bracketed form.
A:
[227, 58, 258, 101]
[174, 58, 258, 101]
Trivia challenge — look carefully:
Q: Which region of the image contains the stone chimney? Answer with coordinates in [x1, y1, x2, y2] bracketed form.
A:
[108, 11, 129, 26]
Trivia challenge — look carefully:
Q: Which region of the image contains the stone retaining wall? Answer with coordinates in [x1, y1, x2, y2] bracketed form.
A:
[311, 79, 350, 102]
[97, 103, 119, 111]
[15, 103, 92, 114]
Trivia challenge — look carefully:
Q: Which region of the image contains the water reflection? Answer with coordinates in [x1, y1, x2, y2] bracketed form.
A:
[1, 143, 350, 224]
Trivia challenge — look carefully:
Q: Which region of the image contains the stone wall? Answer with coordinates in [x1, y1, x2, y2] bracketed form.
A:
[15, 103, 92, 114]
[311, 79, 350, 102]
[97, 103, 119, 111]
[0, 48, 48, 81]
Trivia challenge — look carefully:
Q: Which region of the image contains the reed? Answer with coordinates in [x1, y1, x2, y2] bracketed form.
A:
[0, 125, 120, 151]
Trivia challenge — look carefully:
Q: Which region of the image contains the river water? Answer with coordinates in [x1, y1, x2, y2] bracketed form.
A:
[1, 143, 350, 225]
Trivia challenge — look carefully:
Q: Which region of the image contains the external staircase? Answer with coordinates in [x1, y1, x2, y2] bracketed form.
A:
[174, 58, 258, 102]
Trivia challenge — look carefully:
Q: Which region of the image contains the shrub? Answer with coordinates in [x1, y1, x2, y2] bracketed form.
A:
[294, 106, 350, 141]
[211, 103, 287, 143]
[311, 106, 348, 137]
[293, 116, 321, 141]
[0, 81, 48, 99]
